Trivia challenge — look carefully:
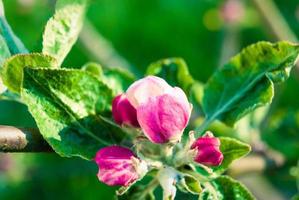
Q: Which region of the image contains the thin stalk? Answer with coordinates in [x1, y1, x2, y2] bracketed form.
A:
[139, 178, 159, 198]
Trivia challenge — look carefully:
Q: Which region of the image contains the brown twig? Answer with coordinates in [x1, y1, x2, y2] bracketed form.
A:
[0, 125, 52, 152]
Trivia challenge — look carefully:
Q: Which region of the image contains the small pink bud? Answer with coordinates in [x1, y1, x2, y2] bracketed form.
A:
[126, 76, 192, 144]
[221, 0, 244, 24]
[95, 146, 143, 187]
[112, 94, 140, 127]
[191, 132, 223, 166]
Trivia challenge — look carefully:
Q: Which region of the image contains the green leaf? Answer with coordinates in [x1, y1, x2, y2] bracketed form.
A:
[82, 62, 103, 77]
[2, 53, 58, 93]
[0, 1, 28, 54]
[0, 34, 10, 67]
[178, 175, 202, 195]
[202, 41, 299, 127]
[212, 137, 251, 175]
[82, 62, 135, 96]
[42, 0, 88, 65]
[262, 110, 299, 161]
[199, 176, 255, 200]
[146, 58, 194, 93]
[21, 68, 127, 159]
[222, 78, 274, 126]
[102, 68, 135, 96]
[189, 81, 205, 114]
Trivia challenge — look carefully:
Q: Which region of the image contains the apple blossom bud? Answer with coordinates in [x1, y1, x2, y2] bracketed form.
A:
[191, 132, 223, 166]
[94, 146, 147, 187]
[126, 76, 192, 144]
[112, 94, 139, 127]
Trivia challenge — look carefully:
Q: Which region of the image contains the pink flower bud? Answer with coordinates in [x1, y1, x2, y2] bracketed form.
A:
[126, 76, 172, 108]
[112, 94, 140, 127]
[191, 132, 223, 166]
[95, 146, 144, 186]
[221, 0, 244, 24]
[126, 76, 192, 144]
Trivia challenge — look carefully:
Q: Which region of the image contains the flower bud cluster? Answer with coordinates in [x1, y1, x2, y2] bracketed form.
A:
[94, 76, 223, 188]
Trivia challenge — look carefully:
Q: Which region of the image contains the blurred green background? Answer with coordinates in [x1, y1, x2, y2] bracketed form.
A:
[0, 0, 299, 199]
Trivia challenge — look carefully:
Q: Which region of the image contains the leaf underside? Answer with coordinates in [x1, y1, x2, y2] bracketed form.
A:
[203, 41, 299, 126]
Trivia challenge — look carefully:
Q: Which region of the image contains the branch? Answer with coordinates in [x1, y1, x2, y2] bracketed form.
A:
[0, 125, 52, 152]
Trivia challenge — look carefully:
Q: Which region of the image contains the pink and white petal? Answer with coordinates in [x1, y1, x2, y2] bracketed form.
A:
[95, 146, 135, 164]
[137, 93, 189, 144]
[137, 97, 167, 143]
[126, 76, 172, 108]
[112, 95, 123, 124]
[156, 94, 189, 142]
[95, 146, 139, 186]
[169, 87, 192, 117]
[98, 158, 138, 186]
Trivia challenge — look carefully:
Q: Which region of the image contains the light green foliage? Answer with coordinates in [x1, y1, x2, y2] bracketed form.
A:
[1, 53, 57, 93]
[42, 0, 88, 65]
[203, 41, 299, 126]
[199, 176, 255, 200]
[82, 62, 135, 96]
[146, 58, 194, 93]
[212, 137, 251, 174]
[178, 175, 202, 195]
[21, 68, 127, 160]
[0, 34, 10, 67]
[82, 62, 104, 77]
[102, 68, 135, 96]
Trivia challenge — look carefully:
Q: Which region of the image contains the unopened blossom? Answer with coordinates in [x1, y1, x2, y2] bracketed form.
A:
[126, 76, 192, 144]
[191, 131, 223, 166]
[112, 94, 139, 127]
[94, 146, 147, 187]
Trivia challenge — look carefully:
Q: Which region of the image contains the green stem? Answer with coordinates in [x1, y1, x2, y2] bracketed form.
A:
[140, 178, 159, 198]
